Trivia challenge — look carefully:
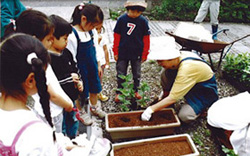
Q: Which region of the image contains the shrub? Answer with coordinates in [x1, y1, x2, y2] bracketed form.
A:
[149, 0, 250, 23]
[220, 0, 250, 23]
[223, 52, 250, 91]
[150, 0, 199, 20]
[109, 8, 126, 20]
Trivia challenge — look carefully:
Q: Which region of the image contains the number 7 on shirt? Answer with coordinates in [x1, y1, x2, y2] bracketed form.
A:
[127, 23, 136, 35]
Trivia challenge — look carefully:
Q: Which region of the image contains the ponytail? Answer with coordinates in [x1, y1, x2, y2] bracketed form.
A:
[1, 34, 56, 141]
[27, 53, 56, 141]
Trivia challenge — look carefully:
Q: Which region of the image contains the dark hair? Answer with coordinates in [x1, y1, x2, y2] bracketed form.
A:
[4, 10, 54, 41]
[49, 15, 72, 40]
[71, 3, 104, 26]
[0, 33, 55, 140]
[126, 6, 146, 12]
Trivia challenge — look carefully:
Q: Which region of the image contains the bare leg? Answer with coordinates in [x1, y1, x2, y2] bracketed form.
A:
[89, 93, 98, 106]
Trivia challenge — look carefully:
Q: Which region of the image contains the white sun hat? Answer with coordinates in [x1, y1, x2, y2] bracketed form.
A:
[148, 36, 181, 60]
[124, 0, 147, 9]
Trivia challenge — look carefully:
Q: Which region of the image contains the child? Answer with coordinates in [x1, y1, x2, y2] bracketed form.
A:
[113, 0, 150, 103]
[4, 9, 74, 133]
[0, 34, 61, 155]
[93, 25, 110, 102]
[1, 0, 26, 40]
[0, 34, 112, 156]
[48, 15, 93, 139]
[67, 3, 106, 118]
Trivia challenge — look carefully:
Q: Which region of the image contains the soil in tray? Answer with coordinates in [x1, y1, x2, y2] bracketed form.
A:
[108, 109, 177, 128]
[114, 139, 193, 156]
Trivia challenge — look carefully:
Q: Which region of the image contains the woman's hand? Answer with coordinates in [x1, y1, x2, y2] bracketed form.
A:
[141, 107, 154, 121]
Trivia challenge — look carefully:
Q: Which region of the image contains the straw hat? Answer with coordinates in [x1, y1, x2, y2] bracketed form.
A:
[148, 36, 181, 60]
[124, 0, 147, 9]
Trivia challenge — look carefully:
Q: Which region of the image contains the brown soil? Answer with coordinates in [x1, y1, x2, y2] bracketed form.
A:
[108, 109, 177, 128]
[114, 139, 193, 156]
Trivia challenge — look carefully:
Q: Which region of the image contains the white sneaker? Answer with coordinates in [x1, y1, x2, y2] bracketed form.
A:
[90, 102, 106, 119]
[79, 109, 93, 126]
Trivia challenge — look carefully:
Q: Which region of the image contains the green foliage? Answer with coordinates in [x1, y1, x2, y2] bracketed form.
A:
[116, 74, 134, 111]
[222, 145, 238, 156]
[116, 74, 150, 111]
[137, 82, 151, 108]
[149, 0, 200, 20]
[223, 52, 250, 88]
[109, 8, 126, 20]
[204, 129, 211, 137]
[193, 133, 204, 147]
[149, 0, 249, 23]
[220, 0, 250, 23]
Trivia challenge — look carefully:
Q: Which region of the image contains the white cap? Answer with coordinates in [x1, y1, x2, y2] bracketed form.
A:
[124, 0, 147, 9]
[148, 36, 181, 60]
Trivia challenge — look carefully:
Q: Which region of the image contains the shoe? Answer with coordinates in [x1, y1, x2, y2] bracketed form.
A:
[115, 94, 120, 103]
[98, 93, 109, 102]
[90, 103, 106, 119]
[78, 109, 93, 126]
[212, 25, 218, 40]
[135, 92, 142, 100]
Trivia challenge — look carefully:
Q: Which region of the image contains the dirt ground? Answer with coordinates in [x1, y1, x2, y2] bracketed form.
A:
[101, 59, 239, 156]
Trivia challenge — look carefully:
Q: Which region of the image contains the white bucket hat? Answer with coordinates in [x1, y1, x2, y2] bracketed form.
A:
[148, 36, 181, 60]
[124, 0, 147, 9]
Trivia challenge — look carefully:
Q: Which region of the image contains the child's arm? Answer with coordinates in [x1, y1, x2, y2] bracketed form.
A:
[47, 84, 73, 112]
[103, 44, 110, 68]
[112, 32, 121, 61]
[142, 35, 150, 62]
[97, 61, 103, 78]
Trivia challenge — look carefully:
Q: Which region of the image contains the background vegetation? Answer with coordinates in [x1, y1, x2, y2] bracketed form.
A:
[149, 0, 250, 23]
[222, 52, 250, 92]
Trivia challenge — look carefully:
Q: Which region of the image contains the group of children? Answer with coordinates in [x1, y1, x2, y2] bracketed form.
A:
[0, 0, 150, 155]
[1, 0, 250, 156]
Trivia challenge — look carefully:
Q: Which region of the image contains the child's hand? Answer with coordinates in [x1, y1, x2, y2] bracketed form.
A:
[77, 81, 83, 92]
[65, 102, 74, 112]
[71, 73, 80, 83]
[114, 55, 118, 62]
[105, 63, 110, 69]
[98, 35, 102, 44]
[141, 58, 147, 63]
[98, 66, 103, 78]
